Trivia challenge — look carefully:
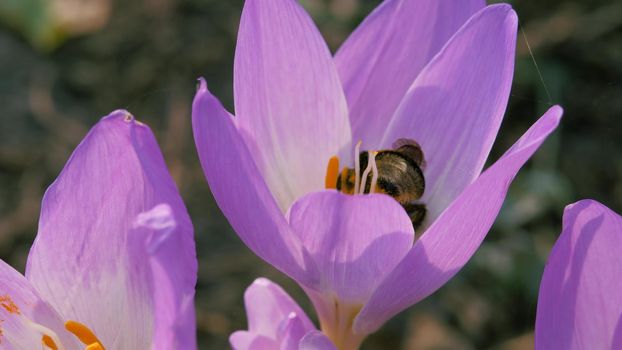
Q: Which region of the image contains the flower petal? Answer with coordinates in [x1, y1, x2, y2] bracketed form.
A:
[231, 278, 316, 350]
[244, 278, 314, 339]
[288, 191, 413, 303]
[132, 203, 197, 350]
[380, 4, 518, 228]
[355, 106, 563, 334]
[192, 81, 314, 286]
[278, 313, 310, 350]
[0, 260, 79, 349]
[234, 0, 351, 211]
[335, 0, 484, 147]
[230, 332, 278, 350]
[299, 331, 337, 350]
[535, 200, 622, 349]
[0, 319, 50, 350]
[25, 110, 197, 348]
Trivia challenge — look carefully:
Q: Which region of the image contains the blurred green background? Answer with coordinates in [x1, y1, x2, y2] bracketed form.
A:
[0, 0, 620, 348]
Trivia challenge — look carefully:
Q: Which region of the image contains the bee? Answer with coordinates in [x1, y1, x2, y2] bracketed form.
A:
[336, 139, 427, 230]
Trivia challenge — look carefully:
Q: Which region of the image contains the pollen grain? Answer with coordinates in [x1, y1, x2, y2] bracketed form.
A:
[0, 295, 20, 315]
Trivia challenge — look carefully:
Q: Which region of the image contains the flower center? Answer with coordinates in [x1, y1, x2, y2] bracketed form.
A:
[42, 320, 105, 350]
[0, 294, 105, 350]
[325, 141, 379, 195]
[324, 139, 428, 230]
[308, 291, 366, 350]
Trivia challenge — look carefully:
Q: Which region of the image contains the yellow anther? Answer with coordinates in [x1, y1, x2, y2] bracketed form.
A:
[325, 156, 340, 189]
[42, 335, 58, 350]
[65, 321, 99, 344]
[65, 320, 106, 350]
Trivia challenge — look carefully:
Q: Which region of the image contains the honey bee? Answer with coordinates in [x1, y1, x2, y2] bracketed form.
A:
[336, 139, 427, 229]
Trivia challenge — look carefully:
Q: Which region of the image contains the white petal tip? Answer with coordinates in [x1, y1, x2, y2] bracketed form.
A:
[252, 278, 272, 287]
[197, 77, 208, 92]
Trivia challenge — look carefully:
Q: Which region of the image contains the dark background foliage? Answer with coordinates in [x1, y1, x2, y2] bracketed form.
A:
[0, 0, 620, 348]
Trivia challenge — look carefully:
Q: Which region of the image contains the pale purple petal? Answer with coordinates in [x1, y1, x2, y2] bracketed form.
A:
[192, 81, 315, 286]
[0, 260, 79, 349]
[299, 331, 338, 350]
[0, 319, 49, 350]
[131, 115, 198, 349]
[278, 313, 309, 350]
[230, 332, 278, 350]
[230, 331, 254, 349]
[231, 278, 316, 350]
[235, 0, 351, 211]
[244, 278, 314, 338]
[25, 110, 196, 348]
[132, 203, 197, 350]
[288, 191, 413, 303]
[335, 0, 484, 147]
[381, 4, 518, 229]
[535, 200, 622, 349]
[355, 106, 563, 334]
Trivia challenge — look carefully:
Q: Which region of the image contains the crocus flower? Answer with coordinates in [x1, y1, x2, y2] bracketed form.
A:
[192, 0, 562, 347]
[0, 111, 197, 349]
[535, 200, 622, 349]
[231, 278, 336, 350]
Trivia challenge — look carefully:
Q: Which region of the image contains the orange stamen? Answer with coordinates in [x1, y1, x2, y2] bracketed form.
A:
[325, 156, 340, 189]
[65, 320, 106, 350]
[42, 335, 59, 350]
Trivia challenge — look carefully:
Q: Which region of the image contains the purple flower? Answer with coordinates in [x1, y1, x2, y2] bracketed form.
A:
[231, 278, 336, 350]
[535, 200, 622, 349]
[192, 0, 562, 346]
[0, 111, 197, 349]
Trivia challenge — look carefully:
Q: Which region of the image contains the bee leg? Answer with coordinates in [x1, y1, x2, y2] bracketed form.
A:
[403, 202, 426, 231]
